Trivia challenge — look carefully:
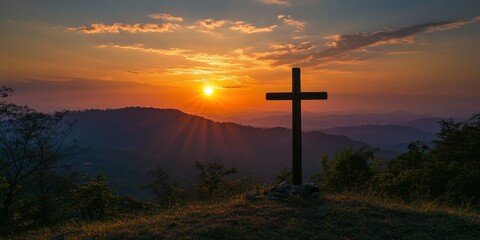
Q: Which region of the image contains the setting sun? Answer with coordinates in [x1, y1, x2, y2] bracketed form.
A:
[203, 86, 214, 96]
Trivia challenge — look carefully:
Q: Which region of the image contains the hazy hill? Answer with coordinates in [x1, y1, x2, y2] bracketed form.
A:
[65, 107, 367, 198]
[214, 111, 427, 131]
[224, 112, 447, 153]
[319, 124, 436, 152]
[400, 117, 446, 133]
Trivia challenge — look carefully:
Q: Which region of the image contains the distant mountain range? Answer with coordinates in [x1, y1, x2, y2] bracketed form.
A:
[62, 108, 455, 199]
[65, 108, 369, 199]
[210, 111, 453, 153]
[319, 124, 437, 152]
[211, 111, 449, 132]
[401, 117, 446, 133]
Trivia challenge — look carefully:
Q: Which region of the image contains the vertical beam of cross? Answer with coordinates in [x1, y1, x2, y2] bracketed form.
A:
[292, 68, 302, 185]
[266, 68, 328, 185]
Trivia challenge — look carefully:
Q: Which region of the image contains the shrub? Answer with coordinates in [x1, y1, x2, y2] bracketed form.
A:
[146, 167, 182, 208]
[372, 114, 480, 205]
[313, 147, 378, 192]
[71, 173, 119, 220]
[194, 161, 237, 199]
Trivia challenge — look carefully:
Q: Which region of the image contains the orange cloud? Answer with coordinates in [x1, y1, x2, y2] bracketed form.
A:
[149, 13, 184, 22]
[271, 41, 315, 52]
[230, 21, 277, 34]
[97, 43, 273, 71]
[189, 18, 227, 33]
[97, 43, 237, 67]
[184, 53, 238, 67]
[292, 35, 308, 40]
[259, 0, 290, 6]
[69, 22, 181, 34]
[277, 15, 306, 31]
[97, 44, 189, 56]
[165, 67, 229, 75]
[323, 34, 341, 47]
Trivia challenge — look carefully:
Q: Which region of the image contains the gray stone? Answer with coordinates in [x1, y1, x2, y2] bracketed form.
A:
[266, 183, 320, 200]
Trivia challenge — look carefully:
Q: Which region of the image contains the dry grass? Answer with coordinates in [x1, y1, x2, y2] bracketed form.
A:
[9, 193, 480, 240]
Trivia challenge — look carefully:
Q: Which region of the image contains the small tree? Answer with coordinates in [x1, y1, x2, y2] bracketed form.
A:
[194, 161, 237, 199]
[314, 147, 377, 192]
[429, 115, 480, 203]
[432, 115, 480, 166]
[387, 141, 429, 175]
[146, 167, 181, 208]
[71, 173, 118, 220]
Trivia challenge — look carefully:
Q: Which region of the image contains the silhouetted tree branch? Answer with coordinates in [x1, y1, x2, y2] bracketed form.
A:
[0, 88, 76, 226]
[0, 86, 13, 98]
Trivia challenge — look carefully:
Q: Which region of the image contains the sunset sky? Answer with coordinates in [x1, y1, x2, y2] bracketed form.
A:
[1, 0, 479, 117]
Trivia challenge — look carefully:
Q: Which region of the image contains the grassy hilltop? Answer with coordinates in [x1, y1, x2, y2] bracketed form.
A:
[16, 193, 480, 240]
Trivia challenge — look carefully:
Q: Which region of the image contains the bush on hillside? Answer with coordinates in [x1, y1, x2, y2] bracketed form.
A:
[373, 114, 480, 205]
[194, 161, 237, 199]
[71, 173, 119, 220]
[371, 142, 430, 201]
[313, 147, 378, 192]
[146, 166, 183, 208]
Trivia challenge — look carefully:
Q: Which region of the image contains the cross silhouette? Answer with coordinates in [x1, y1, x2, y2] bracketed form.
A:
[266, 68, 328, 185]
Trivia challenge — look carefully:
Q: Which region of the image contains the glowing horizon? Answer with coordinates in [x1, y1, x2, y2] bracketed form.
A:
[1, 1, 479, 117]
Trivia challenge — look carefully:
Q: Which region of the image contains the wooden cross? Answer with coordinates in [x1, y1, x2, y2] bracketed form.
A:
[266, 68, 328, 185]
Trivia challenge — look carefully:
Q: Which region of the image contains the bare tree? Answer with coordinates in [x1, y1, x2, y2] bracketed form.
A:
[0, 87, 76, 226]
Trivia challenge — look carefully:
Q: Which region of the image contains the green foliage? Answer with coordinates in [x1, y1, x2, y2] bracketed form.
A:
[433, 115, 480, 165]
[428, 115, 480, 203]
[312, 114, 480, 206]
[71, 173, 119, 220]
[372, 142, 430, 201]
[146, 166, 182, 208]
[313, 147, 378, 192]
[20, 171, 78, 226]
[194, 161, 237, 199]
[372, 114, 480, 205]
[388, 141, 429, 174]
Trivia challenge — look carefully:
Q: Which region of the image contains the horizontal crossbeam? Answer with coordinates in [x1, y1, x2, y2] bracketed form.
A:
[266, 92, 328, 100]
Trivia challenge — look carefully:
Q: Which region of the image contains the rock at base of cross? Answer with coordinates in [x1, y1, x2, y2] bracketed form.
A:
[266, 182, 320, 200]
